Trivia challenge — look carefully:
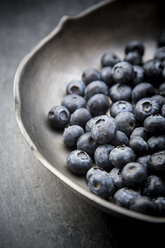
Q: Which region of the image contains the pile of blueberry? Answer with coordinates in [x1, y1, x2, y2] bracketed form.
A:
[48, 31, 165, 217]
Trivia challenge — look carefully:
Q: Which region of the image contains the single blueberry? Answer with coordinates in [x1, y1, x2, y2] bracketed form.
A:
[85, 116, 101, 132]
[109, 83, 132, 102]
[82, 67, 101, 85]
[130, 127, 148, 141]
[101, 66, 114, 86]
[161, 104, 165, 117]
[132, 82, 154, 103]
[48, 105, 70, 129]
[86, 166, 106, 182]
[110, 101, 133, 118]
[87, 94, 110, 117]
[143, 59, 163, 83]
[94, 144, 114, 171]
[70, 108, 91, 128]
[148, 136, 165, 153]
[101, 52, 120, 67]
[148, 150, 165, 173]
[144, 114, 165, 134]
[112, 62, 135, 84]
[151, 95, 165, 108]
[66, 80, 86, 96]
[129, 196, 157, 216]
[61, 94, 86, 113]
[124, 51, 142, 65]
[111, 131, 129, 147]
[137, 155, 151, 169]
[91, 115, 117, 144]
[115, 111, 136, 137]
[158, 82, 165, 97]
[133, 65, 144, 86]
[154, 197, 165, 216]
[125, 40, 144, 56]
[109, 167, 125, 189]
[84, 80, 109, 100]
[129, 137, 148, 154]
[66, 150, 92, 175]
[109, 145, 136, 169]
[77, 132, 98, 157]
[143, 175, 165, 197]
[63, 125, 84, 147]
[114, 187, 140, 208]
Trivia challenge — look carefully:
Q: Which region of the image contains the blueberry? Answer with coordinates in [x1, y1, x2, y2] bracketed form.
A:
[87, 94, 109, 117]
[48, 105, 70, 129]
[66, 80, 86, 96]
[143, 175, 165, 197]
[121, 162, 147, 187]
[148, 136, 165, 152]
[125, 40, 144, 56]
[158, 29, 165, 47]
[143, 59, 163, 83]
[88, 172, 115, 199]
[109, 145, 136, 169]
[161, 104, 165, 117]
[135, 98, 160, 122]
[148, 150, 165, 173]
[114, 187, 140, 208]
[94, 145, 114, 171]
[61, 94, 86, 113]
[115, 111, 136, 137]
[124, 51, 142, 65]
[151, 95, 165, 108]
[85, 116, 100, 132]
[66, 150, 92, 175]
[144, 114, 165, 134]
[112, 62, 135, 84]
[111, 131, 129, 147]
[132, 82, 154, 103]
[91, 115, 117, 144]
[154, 197, 165, 216]
[110, 100, 133, 118]
[109, 167, 125, 189]
[77, 132, 98, 157]
[101, 52, 120, 67]
[82, 67, 101, 85]
[70, 108, 91, 128]
[86, 166, 106, 182]
[109, 83, 132, 102]
[130, 127, 148, 141]
[129, 137, 148, 154]
[133, 65, 144, 86]
[158, 82, 165, 96]
[63, 125, 84, 147]
[84, 80, 109, 100]
[129, 196, 157, 216]
[137, 155, 151, 169]
[154, 46, 165, 62]
[101, 66, 114, 86]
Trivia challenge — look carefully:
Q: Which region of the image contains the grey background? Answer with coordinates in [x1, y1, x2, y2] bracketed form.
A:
[0, 0, 164, 247]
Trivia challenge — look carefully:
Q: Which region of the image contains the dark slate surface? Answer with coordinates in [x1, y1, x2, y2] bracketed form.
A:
[0, 0, 164, 247]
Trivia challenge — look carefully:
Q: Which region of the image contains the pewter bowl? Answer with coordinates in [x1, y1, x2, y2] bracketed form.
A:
[14, 0, 165, 222]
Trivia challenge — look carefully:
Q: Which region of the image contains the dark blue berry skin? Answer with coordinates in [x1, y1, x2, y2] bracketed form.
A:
[132, 82, 154, 103]
[61, 94, 86, 113]
[63, 125, 84, 147]
[129, 197, 157, 216]
[158, 82, 165, 96]
[110, 101, 133, 118]
[137, 155, 151, 169]
[109, 145, 136, 169]
[111, 131, 129, 147]
[86, 166, 106, 182]
[101, 66, 114, 86]
[109, 167, 125, 189]
[112, 62, 135, 84]
[143, 175, 165, 197]
[135, 98, 160, 122]
[121, 162, 147, 187]
[70, 108, 91, 128]
[148, 136, 165, 153]
[114, 187, 140, 208]
[148, 150, 165, 174]
[154, 197, 165, 216]
[84, 80, 109, 100]
[133, 65, 144, 86]
[125, 40, 144, 56]
[82, 68, 101, 85]
[88, 172, 115, 199]
[91, 115, 117, 144]
[48, 105, 70, 129]
[115, 112, 136, 137]
[154, 46, 165, 61]
[66, 80, 86, 96]
[124, 51, 142, 65]
[129, 137, 148, 154]
[143, 59, 163, 83]
[161, 104, 165, 117]
[66, 150, 92, 175]
[109, 83, 132, 102]
[130, 127, 148, 141]
[151, 95, 165, 108]
[94, 145, 114, 171]
[77, 132, 98, 157]
[85, 116, 100, 132]
[144, 114, 165, 134]
[87, 94, 109, 117]
[101, 52, 120, 67]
